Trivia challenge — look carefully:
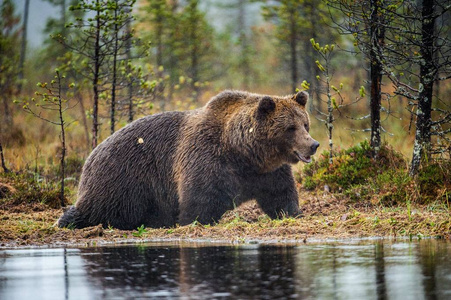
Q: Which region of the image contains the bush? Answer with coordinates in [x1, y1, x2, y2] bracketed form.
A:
[302, 141, 404, 191]
[417, 160, 451, 204]
[300, 141, 449, 205]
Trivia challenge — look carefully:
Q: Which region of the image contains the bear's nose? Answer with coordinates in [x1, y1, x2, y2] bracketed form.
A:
[311, 141, 320, 154]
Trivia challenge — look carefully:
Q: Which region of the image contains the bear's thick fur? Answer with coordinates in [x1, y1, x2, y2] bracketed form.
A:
[58, 90, 319, 229]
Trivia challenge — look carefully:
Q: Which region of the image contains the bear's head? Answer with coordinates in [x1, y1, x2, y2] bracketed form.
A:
[256, 91, 319, 165]
[226, 91, 319, 173]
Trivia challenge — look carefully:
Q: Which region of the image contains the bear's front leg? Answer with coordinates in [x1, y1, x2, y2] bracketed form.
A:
[257, 193, 302, 219]
[253, 166, 302, 219]
[178, 185, 236, 226]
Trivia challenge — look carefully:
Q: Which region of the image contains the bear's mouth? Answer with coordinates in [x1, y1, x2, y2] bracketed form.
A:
[294, 151, 312, 163]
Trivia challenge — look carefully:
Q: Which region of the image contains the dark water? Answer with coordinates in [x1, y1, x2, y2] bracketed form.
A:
[1, 240, 451, 299]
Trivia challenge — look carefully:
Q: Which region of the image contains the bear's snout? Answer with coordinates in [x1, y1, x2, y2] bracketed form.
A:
[311, 140, 320, 154]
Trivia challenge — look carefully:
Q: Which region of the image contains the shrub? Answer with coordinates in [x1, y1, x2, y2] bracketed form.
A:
[417, 160, 451, 204]
[300, 141, 449, 205]
[301, 141, 402, 192]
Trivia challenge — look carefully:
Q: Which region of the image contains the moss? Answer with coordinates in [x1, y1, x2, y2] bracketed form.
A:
[301, 141, 389, 191]
[417, 160, 451, 204]
[300, 141, 450, 206]
[302, 176, 317, 191]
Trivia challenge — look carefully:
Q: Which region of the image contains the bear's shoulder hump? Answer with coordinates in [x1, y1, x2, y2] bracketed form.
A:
[205, 90, 250, 111]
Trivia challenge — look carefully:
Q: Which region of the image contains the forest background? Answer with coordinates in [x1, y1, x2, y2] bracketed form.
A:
[0, 0, 450, 216]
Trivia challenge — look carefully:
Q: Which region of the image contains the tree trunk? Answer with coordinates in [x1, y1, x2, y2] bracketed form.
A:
[289, 6, 298, 93]
[110, 0, 119, 135]
[189, 1, 200, 102]
[17, 0, 30, 93]
[125, 7, 134, 122]
[0, 142, 10, 173]
[92, 0, 101, 149]
[76, 92, 90, 150]
[410, 0, 436, 176]
[155, 2, 166, 111]
[369, 0, 385, 158]
[326, 72, 334, 163]
[304, 0, 318, 112]
[57, 73, 66, 208]
[2, 96, 13, 129]
[238, 0, 250, 90]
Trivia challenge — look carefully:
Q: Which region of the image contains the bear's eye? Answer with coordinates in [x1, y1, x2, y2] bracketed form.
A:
[304, 123, 309, 132]
[287, 125, 297, 132]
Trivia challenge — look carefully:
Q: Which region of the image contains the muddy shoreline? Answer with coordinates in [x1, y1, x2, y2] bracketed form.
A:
[1, 191, 450, 249]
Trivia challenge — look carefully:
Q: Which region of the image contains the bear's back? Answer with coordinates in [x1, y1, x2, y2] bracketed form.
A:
[84, 111, 187, 170]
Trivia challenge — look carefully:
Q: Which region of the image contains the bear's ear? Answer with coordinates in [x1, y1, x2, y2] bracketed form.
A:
[293, 91, 309, 107]
[257, 96, 276, 118]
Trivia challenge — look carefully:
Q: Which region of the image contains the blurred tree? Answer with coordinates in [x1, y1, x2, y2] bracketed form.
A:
[236, 0, 252, 90]
[17, 0, 29, 94]
[261, 0, 339, 94]
[142, 0, 215, 105]
[184, 0, 203, 101]
[41, 0, 93, 149]
[0, 0, 21, 132]
[42, 0, 75, 70]
[261, 0, 301, 93]
[143, 0, 179, 108]
[214, 0, 256, 90]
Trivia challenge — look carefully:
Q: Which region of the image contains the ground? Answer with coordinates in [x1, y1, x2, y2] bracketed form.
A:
[1, 189, 450, 248]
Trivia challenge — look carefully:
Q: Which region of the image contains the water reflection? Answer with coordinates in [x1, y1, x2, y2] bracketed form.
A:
[79, 245, 298, 299]
[0, 240, 450, 299]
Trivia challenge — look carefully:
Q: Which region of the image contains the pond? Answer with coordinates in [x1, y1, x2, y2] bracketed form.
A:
[1, 239, 450, 299]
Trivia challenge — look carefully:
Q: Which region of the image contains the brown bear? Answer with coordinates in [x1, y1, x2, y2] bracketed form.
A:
[58, 90, 319, 230]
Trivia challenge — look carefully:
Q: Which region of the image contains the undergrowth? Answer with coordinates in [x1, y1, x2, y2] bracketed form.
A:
[300, 141, 451, 207]
[0, 172, 70, 209]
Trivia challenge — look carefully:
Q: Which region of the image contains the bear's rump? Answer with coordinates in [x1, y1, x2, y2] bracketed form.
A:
[75, 112, 186, 228]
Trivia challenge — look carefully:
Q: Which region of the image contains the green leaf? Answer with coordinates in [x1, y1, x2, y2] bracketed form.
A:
[359, 86, 366, 97]
[301, 80, 310, 90]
